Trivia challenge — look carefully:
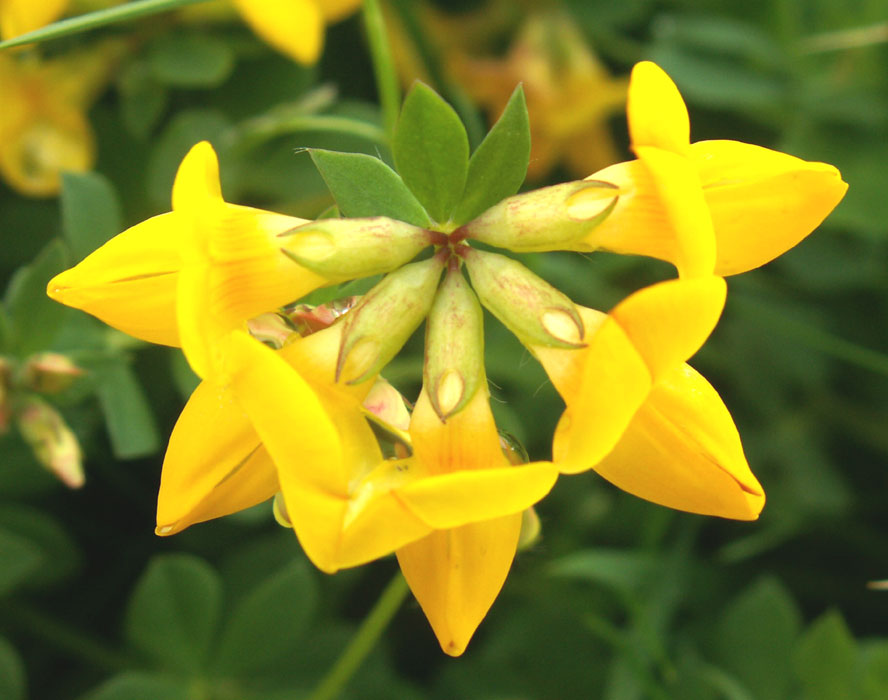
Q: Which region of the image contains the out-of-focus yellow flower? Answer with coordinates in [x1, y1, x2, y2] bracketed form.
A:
[532, 276, 764, 520]
[453, 12, 628, 180]
[570, 61, 848, 276]
[0, 45, 117, 197]
[0, 0, 67, 40]
[47, 142, 329, 378]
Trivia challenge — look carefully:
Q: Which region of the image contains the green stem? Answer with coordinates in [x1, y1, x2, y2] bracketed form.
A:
[233, 115, 388, 153]
[307, 571, 410, 700]
[1, 602, 132, 670]
[362, 0, 401, 142]
[0, 0, 212, 51]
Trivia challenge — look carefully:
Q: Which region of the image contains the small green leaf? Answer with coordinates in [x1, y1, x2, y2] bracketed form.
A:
[452, 85, 531, 225]
[125, 554, 223, 673]
[0, 506, 80, 589]
[309, 149, 431, 227]
[793, 610, 857, 700]
[148, 33, 235, 88]
[90, 359, 161, 459]
[4, 239, 69, 356]
[61, 172, 123, 262]
[119, 62, 169, 139]
[0, 529, 43, 597]
[548, 548, 664, 595]
[0, 637, 25, 700]
[393, 82, 469, 223]
[214, 562, 318, 674]
[81, 672, 191, 700]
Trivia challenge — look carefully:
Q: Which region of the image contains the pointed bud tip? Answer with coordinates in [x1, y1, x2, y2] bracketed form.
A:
[434, 369, 465, 420]
[541, 309, 585, 346]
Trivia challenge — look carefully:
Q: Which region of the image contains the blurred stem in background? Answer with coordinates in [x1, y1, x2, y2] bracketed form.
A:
[362, 0, 400, 141]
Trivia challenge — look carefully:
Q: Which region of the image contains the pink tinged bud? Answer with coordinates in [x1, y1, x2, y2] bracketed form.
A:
[287, 296, 359, 335]
[463, 248, 585, 349]
[362, 377, 411, 432]
[424, 267, 485, 421]
[461, 180, 618, 252]
[281, 217, 433, 280]
[16, 397, 84, 489]
[246, 313, 296, 349]
[22, 353, 84, 394]
[337, 257, 445, 384]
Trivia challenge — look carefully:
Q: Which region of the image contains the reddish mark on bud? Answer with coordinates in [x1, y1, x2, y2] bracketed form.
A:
[426, 230, 450, 247]
[449, 226, 469, 244]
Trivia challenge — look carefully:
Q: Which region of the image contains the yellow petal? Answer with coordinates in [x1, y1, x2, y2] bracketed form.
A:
[634, 145, 716, 278]
[610, 277, 726, 380]
[627, 61, 690, 155]
[397, 514, 521, 656]
[232, 0, 324, 65]
[47, 213, 181, 346]
[156, 379, 277, 535]
[594, 363, 764, 520]
[317, 0, 362, 22]
[172, 141, 223, 212]
[691, 140, 849, 275]
[0, 0, 67, 40]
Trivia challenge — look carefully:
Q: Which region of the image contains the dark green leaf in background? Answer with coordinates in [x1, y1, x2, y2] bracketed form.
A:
[61, 172, 123, 262]
[793, 610, 857, 700]
[118, 61, 169, 140]
[0, 529, 43, 597]
[451, 85, 531, 225]
[393, 81, 469, 223]
[0, 637, 25, 700]
[147, 33, 235, 88]
[82, 672, 191, 700]
[0, 506, 80, 589]
[309, 149, 431, 226]
[90, 359, 160, 459]
[125, 554, 223, 673]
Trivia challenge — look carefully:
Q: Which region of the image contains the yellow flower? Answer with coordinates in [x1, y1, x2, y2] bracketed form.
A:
[532, 276, 764, 520]
[0, 0, 67, 40]
[0, 45, 116, 197]
[47, 142, 328, 378]
[570, 61, 848, 276]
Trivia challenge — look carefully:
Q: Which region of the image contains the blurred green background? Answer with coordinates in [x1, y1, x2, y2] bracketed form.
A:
[1, 0, 888, 698]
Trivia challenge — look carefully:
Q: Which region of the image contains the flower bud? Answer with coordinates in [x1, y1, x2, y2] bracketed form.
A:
[424, 267, 485, 421]
[463, 249, 585, 348]
[460, 180, 618, 252]
[281, 217, 433, 280]
[16, 396, 84, 489]
[22, 353, 84, 394]
[363, 377, 411, 432]
[337, 256, 444, 384]
[246, 313, 296, 349]
[287, 297, 359, 335]
[518, 507, 542, 550]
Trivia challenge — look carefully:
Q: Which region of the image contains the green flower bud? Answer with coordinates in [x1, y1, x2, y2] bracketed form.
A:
[424, 267, 485, 421]
[281, 217, 432, 280]
[459, 180, 618, 252]
[463, 248, 584, 348]
[337, 256, 445, 384]
[22, 353, 84, 394]
[16, 396, 84, 489]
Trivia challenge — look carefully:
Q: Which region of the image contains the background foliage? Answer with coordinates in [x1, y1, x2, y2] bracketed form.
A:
[1, 0, 887, 698]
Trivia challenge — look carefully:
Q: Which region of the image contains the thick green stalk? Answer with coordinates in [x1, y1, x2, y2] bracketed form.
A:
[307, 571, 410, 700]
[362, 0, 401, 141]
[0, 0, 212, 51]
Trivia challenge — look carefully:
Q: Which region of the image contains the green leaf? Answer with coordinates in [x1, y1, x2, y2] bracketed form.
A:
[860, 641, 888, 699]
[793, 610, 857, 700]
[214, 562, 317, 674]
[4, 239, 69, 356]
[61, 172, 123, 262]
[393, 81, 469, 223]
[81, 672, 191, 700]
[0, 506, 80, 589]
[548, 548, 663, 595]
[0, 637, 25, 700]
[0, 528, 43, 597]
[714, 577, 802, 700]
[90, 359, 161, 459]
[169, 352, 200, 402]
[125, 554, 223, 673]
[119, 61, 169, 139]
[309, 149, 431, 227]
[451, 85, 531, 225]
[148, 33, 235, 88]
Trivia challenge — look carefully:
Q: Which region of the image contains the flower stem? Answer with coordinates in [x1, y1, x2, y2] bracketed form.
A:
[307, 571, 410, 700]
[362, 0, 401, 142]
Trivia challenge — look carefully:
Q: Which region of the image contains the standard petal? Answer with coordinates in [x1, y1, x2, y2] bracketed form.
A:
[47, 212, 181, 346]
[156, 380, 277, 535]
[610, 277, 726, 380]
[627, 61, 690, 155]
[172, 141, 223, 212]
[232, 0, 325, 65]
[594, 363, 764, 520]
[397, 514, 522, 656]
[691, 140, 849, 275]
[0, 0, 67, 40]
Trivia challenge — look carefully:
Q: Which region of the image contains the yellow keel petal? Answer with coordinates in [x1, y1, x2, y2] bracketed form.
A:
[232, 0, 325, 65]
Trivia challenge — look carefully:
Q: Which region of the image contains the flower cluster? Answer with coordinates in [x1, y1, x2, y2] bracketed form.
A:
[47, 61, 847, 655]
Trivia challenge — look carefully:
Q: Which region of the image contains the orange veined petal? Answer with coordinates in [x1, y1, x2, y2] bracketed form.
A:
[594, 363, 764, 520]
[232, 0, 324, 65]
[397, 514, 522, 656]
[0, 0, 67, 40]
[47, 212, 182, 346]
[627, 61, 690, 155]
[156, 379, 277, 535]
[690, 140, 849, 275]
